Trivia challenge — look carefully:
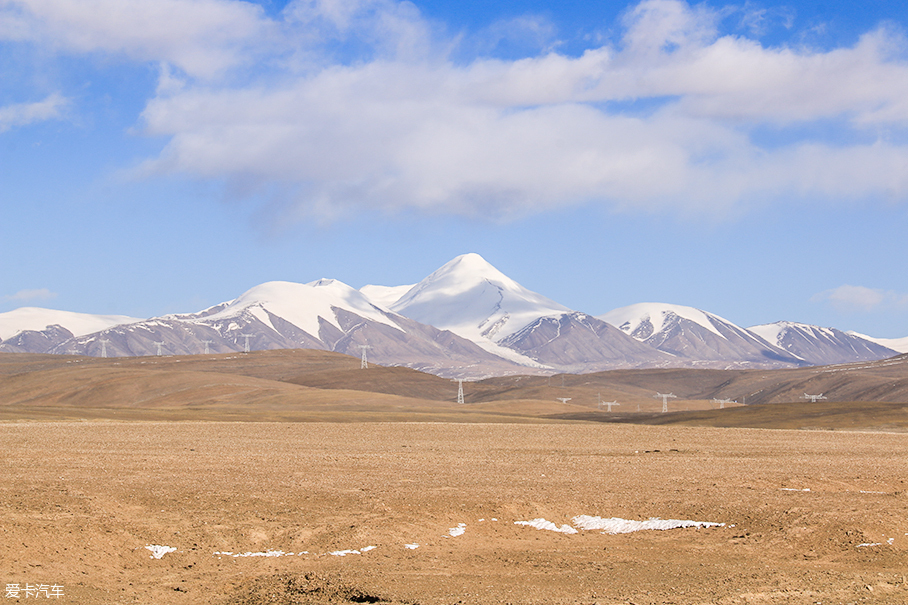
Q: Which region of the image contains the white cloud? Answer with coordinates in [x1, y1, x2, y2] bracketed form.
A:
[812, 285, 908, 313]
[3, 288, 58, 303]
[8, 0, 908, 220]
[0, 0, 277, 78]
[0, 93, 68, 132]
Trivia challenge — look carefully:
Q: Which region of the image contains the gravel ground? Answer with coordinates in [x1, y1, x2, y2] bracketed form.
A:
[1, 421, 907, 604]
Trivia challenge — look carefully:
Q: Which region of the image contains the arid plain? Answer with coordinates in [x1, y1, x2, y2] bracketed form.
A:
[1, 350, 907, 604]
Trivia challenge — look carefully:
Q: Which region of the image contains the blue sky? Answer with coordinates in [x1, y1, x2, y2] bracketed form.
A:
[2, 0, 908, 338]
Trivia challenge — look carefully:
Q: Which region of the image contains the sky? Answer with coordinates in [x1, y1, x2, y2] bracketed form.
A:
[2, 0, 908, 338]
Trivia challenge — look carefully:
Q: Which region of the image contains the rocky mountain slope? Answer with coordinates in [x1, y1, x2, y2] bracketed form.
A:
[749, 321, 900, 366]
[599, 303, 804, 369]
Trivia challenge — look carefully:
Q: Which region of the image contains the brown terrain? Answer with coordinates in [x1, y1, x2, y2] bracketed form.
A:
[1, 350, 907, 604]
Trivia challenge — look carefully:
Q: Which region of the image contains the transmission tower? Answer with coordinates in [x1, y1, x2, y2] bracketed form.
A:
[201, 340, 213, 355]
[654, 392, 677, 413]
[153, 341, 165, 356]
[556, 397, 572, 405]
[801, 393, 827, 403]
[456, 379, 465, 404]
[99, 339, 110, 358]
[240, 334, 252, 353]
[358, 345, 372, 369]
[597, 392, 619, 412]
[712, 398, 735, 409]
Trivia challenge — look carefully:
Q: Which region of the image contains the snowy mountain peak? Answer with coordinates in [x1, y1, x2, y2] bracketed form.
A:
[309, 278, 339, 288]
[749, 321, 900, 365]
[392, 254, 569, 343]
[205, 280, 400, 338]
[600, 302, 728, 341]
[598, 302, 803, 368]
[0, 307, 141, 341]
[396, 253, 526, 304]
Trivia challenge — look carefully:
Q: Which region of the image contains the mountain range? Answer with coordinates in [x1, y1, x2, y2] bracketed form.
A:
[1, 253, 904, 378]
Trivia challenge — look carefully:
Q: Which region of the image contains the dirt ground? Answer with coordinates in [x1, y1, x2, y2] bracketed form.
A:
[1, 421, 906, 604]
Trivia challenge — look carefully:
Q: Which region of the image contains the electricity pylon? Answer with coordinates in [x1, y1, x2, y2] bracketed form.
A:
[654, 392, 677, 413]
[801, 393, 827, 403]
[358, 345, 372, 369]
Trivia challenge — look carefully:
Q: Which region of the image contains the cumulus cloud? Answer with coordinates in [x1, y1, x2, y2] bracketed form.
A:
[0, 93, 68, 132]
[812, 285, 908, 313]
[7, 0, 908, 221]
[3, 288, 58, 303]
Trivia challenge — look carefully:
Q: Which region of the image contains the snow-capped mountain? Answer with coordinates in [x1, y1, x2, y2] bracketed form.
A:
[2, 253, 905, 377]
[39, 279, 527, 379]
[750, 321, 901, 365]
[600, 303, 803, 369]
[847, 332, 908, 354]
[388, 253, 671, 371]
[391, 254, 568, 341]
[0, 307, 141, 353]
[0, 307, 140, 341]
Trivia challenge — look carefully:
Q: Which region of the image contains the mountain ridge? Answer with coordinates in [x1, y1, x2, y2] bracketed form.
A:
[1, 254, 903, 377]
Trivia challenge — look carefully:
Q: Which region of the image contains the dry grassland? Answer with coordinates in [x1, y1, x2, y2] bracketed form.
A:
[1, 422, 907, 604]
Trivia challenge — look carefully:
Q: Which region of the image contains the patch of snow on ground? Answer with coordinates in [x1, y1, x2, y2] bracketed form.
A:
[856, 542, 883, 548]
[404, 544, 419, 550]
[146, 545, 177, 559]
[514, 519, 578, 534]
[781, 488, 810, 492]
[448, 523, 466, 537]
[330, 549, 362, 556]
[217, 550, 292, 558]
[572, 516, 724, 534]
